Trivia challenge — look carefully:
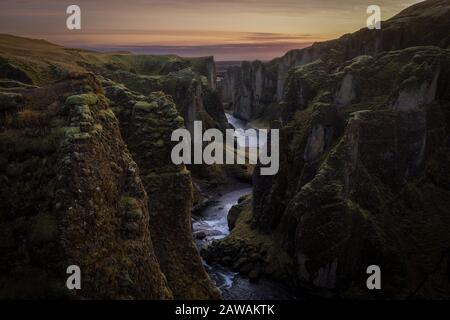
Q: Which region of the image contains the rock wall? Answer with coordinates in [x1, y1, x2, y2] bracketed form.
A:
[0, 74, 172, 299]
[248, 46, 450, 298]
[103, 82, 220, 299]
[220, 61, 277, 121]
[108, 68, 228, 134]
[220, 0, 450, 121]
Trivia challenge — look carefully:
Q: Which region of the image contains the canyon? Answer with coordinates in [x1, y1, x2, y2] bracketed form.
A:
[1, 0, 450, 300]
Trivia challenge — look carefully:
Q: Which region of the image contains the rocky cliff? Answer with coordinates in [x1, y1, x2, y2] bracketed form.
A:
[220, 0, 450, 122]
[208, 0, 450, 299]
[0, 35, 224, 299]
[257, 46, 450, 298]
[0, 73, 172, 299]
[103, 81, 220, 299]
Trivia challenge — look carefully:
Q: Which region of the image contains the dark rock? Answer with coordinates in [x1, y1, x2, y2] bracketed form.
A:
[240, 263, 254, 275]
[194, 231, 207, 240]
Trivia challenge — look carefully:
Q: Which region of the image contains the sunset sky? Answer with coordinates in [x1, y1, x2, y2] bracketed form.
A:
[0, 0, 423, 60]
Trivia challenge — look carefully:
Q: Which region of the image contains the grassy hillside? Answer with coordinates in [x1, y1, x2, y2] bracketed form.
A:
[0, 34, 214, 86]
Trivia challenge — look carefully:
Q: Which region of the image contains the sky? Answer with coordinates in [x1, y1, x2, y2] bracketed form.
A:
[0, 0, 423, 61]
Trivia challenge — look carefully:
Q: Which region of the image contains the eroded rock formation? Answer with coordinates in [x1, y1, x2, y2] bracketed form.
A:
[220, 0, 450, 122]
[103, 82, 220, 299]
[0, 74, 172, 299]
[208, 0, 450, 299]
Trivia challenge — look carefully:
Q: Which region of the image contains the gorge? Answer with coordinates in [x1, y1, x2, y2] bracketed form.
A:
[1, 0, 450, 300]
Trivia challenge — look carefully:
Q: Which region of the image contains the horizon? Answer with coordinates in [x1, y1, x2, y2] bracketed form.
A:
[0, 0, 424, 61]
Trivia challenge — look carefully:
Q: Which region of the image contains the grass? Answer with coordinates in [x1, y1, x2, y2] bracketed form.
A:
[0, 34, 215, 86]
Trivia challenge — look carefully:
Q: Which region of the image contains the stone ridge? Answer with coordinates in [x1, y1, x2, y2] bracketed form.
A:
[103, 81, 220, 299]
[0, 73, 172, 299]
[212, 45, 450, 298]
[219, 0, 450, 122]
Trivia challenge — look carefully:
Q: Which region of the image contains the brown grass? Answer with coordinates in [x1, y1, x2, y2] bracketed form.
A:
[15, 109, 45, 128]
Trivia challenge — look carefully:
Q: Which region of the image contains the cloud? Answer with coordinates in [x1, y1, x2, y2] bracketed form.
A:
[0, 0, 423, 17]
[0, 0, 424, 60]
[78, 42, 314, 61]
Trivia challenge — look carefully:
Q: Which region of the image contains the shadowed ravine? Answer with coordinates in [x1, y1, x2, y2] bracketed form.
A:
[192, 113, 296, 300]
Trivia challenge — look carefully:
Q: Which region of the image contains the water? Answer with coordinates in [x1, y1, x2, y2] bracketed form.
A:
[193, 183, 252, 243]
[225, 113, 247, 131]
[191, 113, 296, 300]
[225, 113, 264, 149]
[192, 182, 251, 293]
[193, 183, 295, 300]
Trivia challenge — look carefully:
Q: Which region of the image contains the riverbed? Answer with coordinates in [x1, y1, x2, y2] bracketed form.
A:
[191, 113, 296, 300]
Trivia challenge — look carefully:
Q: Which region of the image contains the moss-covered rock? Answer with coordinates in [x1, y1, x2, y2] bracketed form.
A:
[103, 82, 220, 299]
[65, 93, 98, 106]
[0, 73, 172, 299]
[220, 0, 450, 123]
[249, 46, 450, 298]
[202, 195, 295, 285]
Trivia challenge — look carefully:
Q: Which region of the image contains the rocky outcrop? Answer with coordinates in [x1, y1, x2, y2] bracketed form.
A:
[0, 57, 33, 85]
[0, 34, 228, 299]
[220, 61, 277, 121]
[0, 73, 172, 299]
[105, 65, 231, 186]
[202, 195, 295, 284]
[108, 68, 228, 134]
[103, 82, 220, 299]
[213, 32, 450, 299]
[220, 0, 450, 121]
[247, 46, 450, 298]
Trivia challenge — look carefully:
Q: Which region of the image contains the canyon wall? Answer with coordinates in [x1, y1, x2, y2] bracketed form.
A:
[0, 74, 172, 299]
[220, 0, 450, 122]
[0, 36, 225, 299]
[207, 0, 450, 299]
[103, 82, 220, 299]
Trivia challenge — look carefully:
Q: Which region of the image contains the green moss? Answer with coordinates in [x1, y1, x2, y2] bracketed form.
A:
[343, 55, 373, 72]
[121, 196, 140, 209]
[61, 126, 81, 137]
[65, 93, 98, 106]
[0, 126, 64, 156]
[134, 101, 158, 112]
[72, 132, 91, 141]
[292, 59, 329, 91]
[99, 109, 117, 122]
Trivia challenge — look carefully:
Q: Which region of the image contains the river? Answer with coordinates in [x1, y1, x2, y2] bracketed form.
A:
[192, 113, 296, 300]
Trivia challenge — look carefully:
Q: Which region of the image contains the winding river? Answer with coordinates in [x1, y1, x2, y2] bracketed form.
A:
[192, 113, 296, 300]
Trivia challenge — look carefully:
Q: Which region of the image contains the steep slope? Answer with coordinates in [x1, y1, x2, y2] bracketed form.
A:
[103, 81, 220, 299]
[107, 68, 229, 133]
[207, 0, 450, 299]
[220, 0, 450, 122]
[0, 73, 171, 299]
[0, 34, 230, 299]
[0, 34, 231, 184]
[0, 34, 216, 88]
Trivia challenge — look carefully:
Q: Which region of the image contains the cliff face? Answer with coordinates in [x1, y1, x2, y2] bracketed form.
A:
[103, 82, 220, 299]
[220, 61, 277, 121]
[108, 68, 228, 134]
[251, 46, 450, 298]
[220, 0, 450, 122]
[0, 36, 227, 299]
[0, 74, 172, 299]
[210, 0, 450, 299]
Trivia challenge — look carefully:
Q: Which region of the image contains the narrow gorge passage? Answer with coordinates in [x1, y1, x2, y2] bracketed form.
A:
[192, 113, 296, 300]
